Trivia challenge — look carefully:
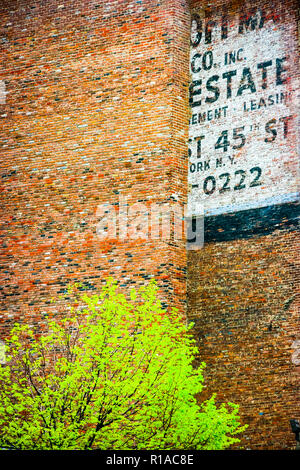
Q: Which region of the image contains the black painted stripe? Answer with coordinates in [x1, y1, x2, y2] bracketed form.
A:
[187, 201, 299, 244]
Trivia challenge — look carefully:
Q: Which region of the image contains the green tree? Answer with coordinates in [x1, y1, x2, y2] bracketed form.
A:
[0, 279, 247, 450]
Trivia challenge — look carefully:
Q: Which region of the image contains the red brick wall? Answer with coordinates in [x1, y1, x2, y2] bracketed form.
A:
[0, 0, 299, 451]
[188, 231, 299, 449]
[0, 0, 190, 333]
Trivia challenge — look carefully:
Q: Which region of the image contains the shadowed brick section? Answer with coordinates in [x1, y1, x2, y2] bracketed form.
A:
[0, 0, 190, 332]
[188, 231, 300, 449]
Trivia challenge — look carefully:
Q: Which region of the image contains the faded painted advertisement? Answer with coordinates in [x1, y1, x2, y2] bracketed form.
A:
[188, 6, 299, 216]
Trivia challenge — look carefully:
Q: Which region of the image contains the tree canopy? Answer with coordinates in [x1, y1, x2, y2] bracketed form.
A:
[0, 279, 247, 450]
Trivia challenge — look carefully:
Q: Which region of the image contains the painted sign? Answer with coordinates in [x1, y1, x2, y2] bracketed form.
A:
[188, 6, 299, 216]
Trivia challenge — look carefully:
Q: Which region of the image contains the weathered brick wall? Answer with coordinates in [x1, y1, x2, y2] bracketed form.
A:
[0, 0, 190, 334]
[188, 0, 299, 449]
[188, 230, 299, 449]
[0, 0, 299, 451]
